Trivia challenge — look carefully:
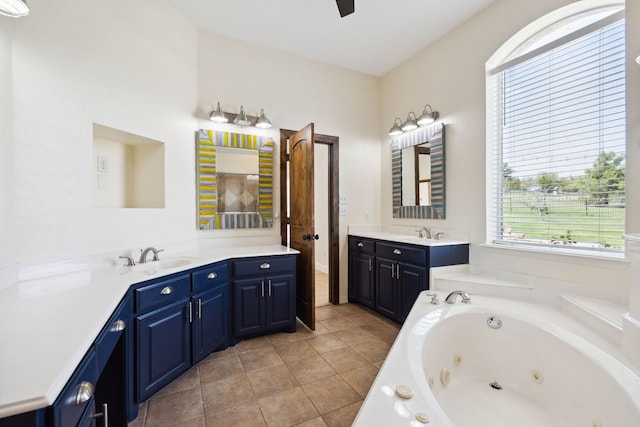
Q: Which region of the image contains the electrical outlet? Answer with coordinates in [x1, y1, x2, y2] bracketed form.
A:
[363, 211, 370, 222]
[339, 206, 347, 216]
[339, 194, 348, 204]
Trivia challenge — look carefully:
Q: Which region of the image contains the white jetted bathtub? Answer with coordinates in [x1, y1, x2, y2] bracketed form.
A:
[353, 291, 640, 426]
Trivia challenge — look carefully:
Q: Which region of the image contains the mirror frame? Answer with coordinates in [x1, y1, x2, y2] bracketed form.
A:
[392, 122, 445, 219]
[197, 129, 274, 229]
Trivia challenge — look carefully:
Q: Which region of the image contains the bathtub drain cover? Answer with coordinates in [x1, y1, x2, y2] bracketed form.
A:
[489, 381, 503, 390]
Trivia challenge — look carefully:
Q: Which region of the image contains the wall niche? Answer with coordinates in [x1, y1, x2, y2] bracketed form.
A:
[92, 123, 165, 208]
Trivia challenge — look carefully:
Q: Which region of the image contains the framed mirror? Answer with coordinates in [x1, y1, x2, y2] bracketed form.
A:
[197, 129, 274, 229]
[392, 123, 445, 219]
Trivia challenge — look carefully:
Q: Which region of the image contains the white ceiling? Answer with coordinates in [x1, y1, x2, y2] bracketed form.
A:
[168, 0, 496, 76]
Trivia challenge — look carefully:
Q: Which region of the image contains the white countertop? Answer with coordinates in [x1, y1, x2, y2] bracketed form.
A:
[0, 245, 298, 418]
[348, 231, 469, 247]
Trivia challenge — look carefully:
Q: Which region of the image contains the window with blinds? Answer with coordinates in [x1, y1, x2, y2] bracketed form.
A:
[487, 9, 625, 253]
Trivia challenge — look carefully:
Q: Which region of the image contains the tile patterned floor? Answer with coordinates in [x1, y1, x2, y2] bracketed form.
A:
[128, 303, 400, 426]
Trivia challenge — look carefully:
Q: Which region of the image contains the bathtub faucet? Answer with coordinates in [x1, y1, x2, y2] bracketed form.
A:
[445, 290, 471, 304]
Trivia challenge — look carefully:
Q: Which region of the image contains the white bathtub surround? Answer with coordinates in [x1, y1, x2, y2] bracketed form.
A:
[624, 234, 640, 371]
[354, 292, 640, 426]
[431, 264, 630, 348]
[348, 224, 469, 246]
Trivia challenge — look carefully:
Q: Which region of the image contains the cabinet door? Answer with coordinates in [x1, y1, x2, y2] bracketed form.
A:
[136, 299, 191, 401]
[192, 285, 228, 364]
[348, 253, 375, 308]
[375, 258, 397, 319]
[233, 279, 265, 337]
[265, 275, 295, 331]
[397, 262, 428, 322]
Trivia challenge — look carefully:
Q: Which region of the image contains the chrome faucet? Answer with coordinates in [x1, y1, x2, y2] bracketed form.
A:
[416, 227, 432, 239]
[445, 290, 471, 304]
[119, 255, 136, 266]
[139, 247, 163, 264]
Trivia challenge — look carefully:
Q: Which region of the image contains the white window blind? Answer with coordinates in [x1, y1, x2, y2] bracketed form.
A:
[488, 16, 625, 252]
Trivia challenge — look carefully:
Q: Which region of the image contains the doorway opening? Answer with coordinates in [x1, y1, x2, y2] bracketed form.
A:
[280, 130, 340, 311]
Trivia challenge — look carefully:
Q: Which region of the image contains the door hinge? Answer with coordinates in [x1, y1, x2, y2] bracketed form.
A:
[285, 153, 290, 162]
[286, 217, 290, 225]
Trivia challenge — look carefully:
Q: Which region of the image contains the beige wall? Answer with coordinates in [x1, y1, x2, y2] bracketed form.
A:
[314, 143, 330, 273]
[197, 31, 381, 301]
[0, 22, 15, 265]
[2, 0, 637, 300]
[2, 0, 198, 263]
[1, 7, 382, 302]
[381, 0, 637, 293]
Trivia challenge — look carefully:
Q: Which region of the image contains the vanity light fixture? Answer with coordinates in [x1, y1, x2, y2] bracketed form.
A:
[388, 118, 404, 137]
[389, 104, 440, 137]
[255, 109, 272, 129]
[417, 104, 439, 126]
[401, 112, 418, 132]
[209, 101, 228, 123]
[0, 0, 29, 17]
[233, 105, 251, 127]
[209, 102, 273, 129]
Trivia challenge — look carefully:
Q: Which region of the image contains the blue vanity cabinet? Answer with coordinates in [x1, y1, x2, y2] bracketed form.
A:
[94, 294, 132, 426]
[376, 241, 429, 323]
[134, 273, 192, 402]
[134, 263, 231, 402]
[349, 235, 469, 323]
[374, 258, 399, 319]
[231, 255, 296, 338]
[348, 237, 376, 308]
[50, 351, 98, 427]
[191, 262, 230, 364]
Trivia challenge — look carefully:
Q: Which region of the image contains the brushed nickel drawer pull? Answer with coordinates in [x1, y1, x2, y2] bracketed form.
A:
[357, 242, 364, 247]
[75, 381, 95, 404]
[160, 286, 173, 295]
[92, 403, 109, 426]
[207, 272, 217, 279]
[393, 249, 402, 255]
[110, 319, 126, 332]
[260, 263, 271, 269]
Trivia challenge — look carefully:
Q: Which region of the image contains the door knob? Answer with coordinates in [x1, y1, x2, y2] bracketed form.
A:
[312, 234, 320, 240]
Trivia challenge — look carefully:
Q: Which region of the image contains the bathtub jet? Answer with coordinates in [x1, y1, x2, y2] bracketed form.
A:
[489, 381, 503, 390]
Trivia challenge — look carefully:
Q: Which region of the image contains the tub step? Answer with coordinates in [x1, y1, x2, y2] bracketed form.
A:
[560, 294, 624, 346]
[433, 273, 534, 301]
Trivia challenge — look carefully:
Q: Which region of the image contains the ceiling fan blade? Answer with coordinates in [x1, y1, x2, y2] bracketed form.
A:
[335, 0, 354, 17]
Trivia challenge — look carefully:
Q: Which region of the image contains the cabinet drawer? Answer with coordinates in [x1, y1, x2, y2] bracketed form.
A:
[192, 262, 229, 293]
[135, 274, 191, 313]
[232, 256, 295, 278]
[376, 242, 427, 265]
[348, 236, 375, 254]
[54, 350, 98, 427]
[95, 296, 131, 372]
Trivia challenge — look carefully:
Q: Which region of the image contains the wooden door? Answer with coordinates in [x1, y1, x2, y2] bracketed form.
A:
[288, 123, 316, 330]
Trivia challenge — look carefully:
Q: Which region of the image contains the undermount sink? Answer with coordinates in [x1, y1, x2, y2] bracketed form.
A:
[130, 257, 195, 273]
[392, 235, 437, 245]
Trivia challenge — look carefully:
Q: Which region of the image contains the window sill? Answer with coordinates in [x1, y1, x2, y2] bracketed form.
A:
[479, 242, 629, 270]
